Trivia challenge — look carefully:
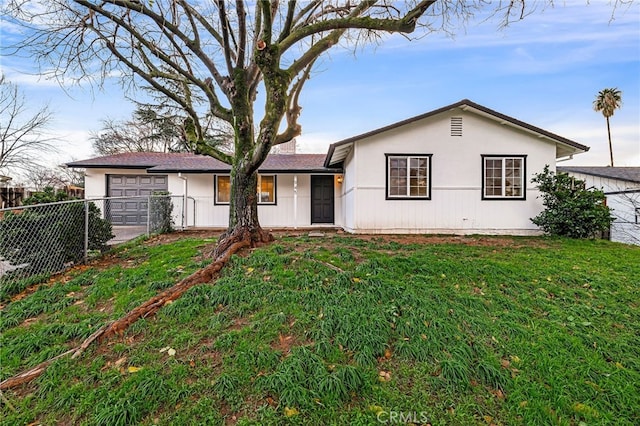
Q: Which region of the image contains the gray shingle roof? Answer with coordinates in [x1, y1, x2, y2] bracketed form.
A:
[558, 166, 640, 184]
[67, 152, 337, 173]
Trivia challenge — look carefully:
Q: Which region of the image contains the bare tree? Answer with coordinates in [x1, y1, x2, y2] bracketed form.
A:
[3, 1, 627, 256]
[23, 164, 85, 191]
[91, 104, 231, 155]
[23, 165, 66, 191]
[92, 105, 188, 155]
[57, 163, 86, 187]
[0, 75, 58, 176]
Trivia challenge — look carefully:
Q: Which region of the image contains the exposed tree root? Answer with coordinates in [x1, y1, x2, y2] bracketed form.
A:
[0, 232, 257, 391]
[213, 226, 273, 259]
[99, 237, 250, 339]
[0, 348, 76, 391]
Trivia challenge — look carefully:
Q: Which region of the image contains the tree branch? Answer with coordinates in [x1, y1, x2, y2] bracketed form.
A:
[216, 0, 236, 75]
[275, 60, 315, 145]
[277, 0, 297, 42]
[281, 0, 436, 54]
[236, 0, 247, 69]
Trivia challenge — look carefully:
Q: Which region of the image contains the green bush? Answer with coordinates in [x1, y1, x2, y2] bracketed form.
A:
[531, 166, 613, 238]
[149, 191, 174, 234]
[0, 190, 113, 277]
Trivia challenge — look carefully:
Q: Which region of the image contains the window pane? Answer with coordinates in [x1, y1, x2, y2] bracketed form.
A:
[485, 157, 524, 198]
[217, 176, 231, 203]
[409, 156, 428, 196]
[505, 158, 523, 197]
[389, 157, 408, 196]
[389, 156, 429, 197]
[389, 177, 407, 196]
[259, 175, 275, 203]
[390, 158, 407, 169]
[485, 158, 503, 197]
[409, 184, 427, 196]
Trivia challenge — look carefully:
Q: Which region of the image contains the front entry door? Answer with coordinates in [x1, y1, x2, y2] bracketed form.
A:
[311, 175, 335, 224]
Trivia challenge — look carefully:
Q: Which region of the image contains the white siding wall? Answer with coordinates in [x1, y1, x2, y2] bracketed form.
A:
[259, 174, 343, 229]
[84, 168, 341, 229]
[260, 174, 308, 228]
[562, 172, 640, 245]
[171, 174, 220, 227]
[83, 168, 116, 198]
[341, 148, 357, 232]
[343, 109, 555, 235]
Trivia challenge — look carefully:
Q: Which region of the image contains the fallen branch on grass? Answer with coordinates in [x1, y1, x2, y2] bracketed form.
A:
[317, 260, 344, 273]
[0, 238, 252, 391]
[0, 348, 76, 390]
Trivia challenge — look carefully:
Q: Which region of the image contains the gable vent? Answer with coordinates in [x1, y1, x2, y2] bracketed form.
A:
[451, 116, 463, 137]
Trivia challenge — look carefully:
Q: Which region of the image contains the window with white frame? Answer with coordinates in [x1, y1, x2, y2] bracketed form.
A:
[482, 155, 526, 199]
[215, 175, 276, 204]
[386, 154, 432, 199]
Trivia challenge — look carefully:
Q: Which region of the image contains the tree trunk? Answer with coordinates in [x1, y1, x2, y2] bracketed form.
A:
[213, 165, 273, 258]
[606, 116, 614, 167]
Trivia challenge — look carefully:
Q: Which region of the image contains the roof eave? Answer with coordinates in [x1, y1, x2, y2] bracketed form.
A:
[67, 163, 155, 170]
[148, 167, 343, 174]
[324, 99, 590, 163]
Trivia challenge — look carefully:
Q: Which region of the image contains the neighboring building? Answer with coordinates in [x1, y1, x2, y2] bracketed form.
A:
[558, 167, 640, 245]
[0, 175, 25, 208]
[68, 99, 589, 235]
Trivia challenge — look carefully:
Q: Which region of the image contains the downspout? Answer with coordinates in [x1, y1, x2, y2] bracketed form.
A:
[293, 175, 298, 230]
[178, 173, 188, 230]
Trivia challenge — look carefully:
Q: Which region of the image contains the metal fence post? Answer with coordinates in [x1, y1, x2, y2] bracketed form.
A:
[84, 199, 89, 263]
[147, 195, 151, 236]
[183, 194, 187, 230]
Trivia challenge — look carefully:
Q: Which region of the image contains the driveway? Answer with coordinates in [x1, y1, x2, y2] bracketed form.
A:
[108, 226, 148, 245]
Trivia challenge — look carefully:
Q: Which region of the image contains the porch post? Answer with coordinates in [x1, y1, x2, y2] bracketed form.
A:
[293, 175, 298, 230]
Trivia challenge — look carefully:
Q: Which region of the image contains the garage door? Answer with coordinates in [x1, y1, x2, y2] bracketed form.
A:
[107, 175, 168, 225]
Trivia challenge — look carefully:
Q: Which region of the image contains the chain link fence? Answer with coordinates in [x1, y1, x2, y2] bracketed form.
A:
[0, 194, 185, 293]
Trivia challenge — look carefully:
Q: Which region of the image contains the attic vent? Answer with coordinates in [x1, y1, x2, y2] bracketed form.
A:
[451, 116, 463, 137]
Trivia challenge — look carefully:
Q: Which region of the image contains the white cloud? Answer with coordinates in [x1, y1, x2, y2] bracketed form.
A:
[48, 129, 95, 166]
[379, 2, 640, 53]
[295, 132, 336, 154]
[0, 18, 24, 36]
[0, 67, 62, 87]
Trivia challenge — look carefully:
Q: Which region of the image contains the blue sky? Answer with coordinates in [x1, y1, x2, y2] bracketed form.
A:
[1, 1, 639, 170]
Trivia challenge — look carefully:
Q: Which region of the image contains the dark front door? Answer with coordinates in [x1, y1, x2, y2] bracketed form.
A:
[311, 175, 335, 224]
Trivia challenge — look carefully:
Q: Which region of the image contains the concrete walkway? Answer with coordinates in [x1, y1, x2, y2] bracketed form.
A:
[108, 226, 147, 245]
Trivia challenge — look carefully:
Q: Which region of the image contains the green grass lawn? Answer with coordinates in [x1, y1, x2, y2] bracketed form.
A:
[1, 233, 638, 425]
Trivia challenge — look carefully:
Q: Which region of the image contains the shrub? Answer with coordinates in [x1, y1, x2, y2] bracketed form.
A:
[0, 194, 113, 277]
[531, 166, 613, 238]
[23, 187, 71, 205]
[149, 191, 174, 234]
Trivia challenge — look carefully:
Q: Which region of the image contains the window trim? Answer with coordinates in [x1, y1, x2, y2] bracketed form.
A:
[481, 155, 527, 201]
[257, 174, 277, 205]
[214, 174, 278, 205]
[385, 153, 433, 200]
[214, 175, 231, 205]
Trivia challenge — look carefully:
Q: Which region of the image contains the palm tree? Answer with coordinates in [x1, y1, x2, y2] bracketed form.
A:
[593, 88, 622, 167]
